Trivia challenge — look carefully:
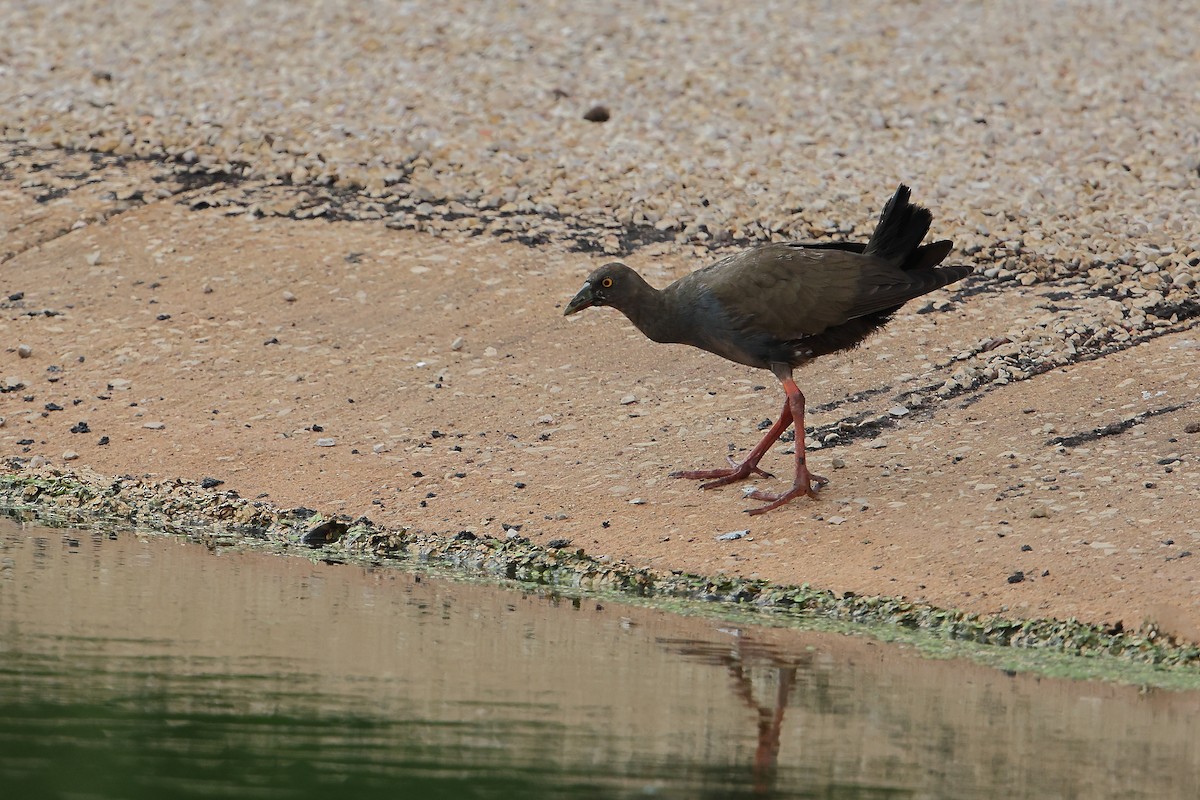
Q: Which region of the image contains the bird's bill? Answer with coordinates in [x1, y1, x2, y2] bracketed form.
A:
[563, 282, 596, 315]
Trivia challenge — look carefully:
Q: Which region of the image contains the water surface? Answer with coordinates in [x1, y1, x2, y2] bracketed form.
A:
[1, 518, 1197, 798]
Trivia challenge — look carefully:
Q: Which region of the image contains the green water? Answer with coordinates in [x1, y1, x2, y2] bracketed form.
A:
[1, 519, 1198, 799]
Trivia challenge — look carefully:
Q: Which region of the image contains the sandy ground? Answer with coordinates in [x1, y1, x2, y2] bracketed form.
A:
[2, 0, 1199, 642]
[3, 166, 1198, 641]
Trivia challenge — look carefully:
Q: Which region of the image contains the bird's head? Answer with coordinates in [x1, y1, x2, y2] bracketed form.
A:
[563, 262, 647, 316]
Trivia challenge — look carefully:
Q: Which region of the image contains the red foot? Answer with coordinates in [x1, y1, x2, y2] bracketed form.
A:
[743, 469, 829, 515]
[670, 455, 774, 490]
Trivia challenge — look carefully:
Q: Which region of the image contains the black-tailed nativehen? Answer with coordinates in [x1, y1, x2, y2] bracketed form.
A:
[563, 184, 972, 514]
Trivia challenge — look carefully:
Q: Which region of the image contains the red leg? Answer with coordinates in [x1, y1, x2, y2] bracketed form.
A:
[670, 398, 790, 489]
[744, 374, 828, 515]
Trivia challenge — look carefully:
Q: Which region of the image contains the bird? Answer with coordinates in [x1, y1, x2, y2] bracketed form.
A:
[563, 184, 972, 514]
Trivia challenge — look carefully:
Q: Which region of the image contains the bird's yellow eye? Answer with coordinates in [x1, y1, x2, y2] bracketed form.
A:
[601, 277, 613, 288]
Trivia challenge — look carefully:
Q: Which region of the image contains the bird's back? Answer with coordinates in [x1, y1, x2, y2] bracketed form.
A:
[662, 185, 970, 367]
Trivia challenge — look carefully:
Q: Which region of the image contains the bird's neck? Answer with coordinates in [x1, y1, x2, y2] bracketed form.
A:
[619, 282, 678, 344]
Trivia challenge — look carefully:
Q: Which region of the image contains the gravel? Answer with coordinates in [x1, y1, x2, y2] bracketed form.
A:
[2, 1, 1196, 409]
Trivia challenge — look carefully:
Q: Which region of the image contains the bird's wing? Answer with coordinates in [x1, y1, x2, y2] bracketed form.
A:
[684, 244, 873, 339]
[686, 243, 964, 341]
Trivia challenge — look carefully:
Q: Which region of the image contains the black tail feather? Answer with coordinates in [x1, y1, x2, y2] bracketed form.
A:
[863, 184, 933, 267]
[906, 239, 953, 272]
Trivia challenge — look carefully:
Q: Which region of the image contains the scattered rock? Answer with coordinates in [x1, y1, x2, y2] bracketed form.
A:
[142, 421, 165, 430]
[315, 437, 336, 447]
[62, 450, 79, 461]
[17, 344, 32, 358]
[717, 530, 748, 541]
[582, 105, 610, 122]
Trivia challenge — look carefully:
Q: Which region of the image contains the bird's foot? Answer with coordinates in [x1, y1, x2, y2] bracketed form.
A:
[670, 455, 774, 490]
[743, 470, 829, 515]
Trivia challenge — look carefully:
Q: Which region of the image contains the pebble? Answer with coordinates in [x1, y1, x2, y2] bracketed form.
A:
[619, 394, 637, 405]
[142, 421, 165, 430]
[717, 530, 748, 541]
[450, 336, 465, 351]
[62, 450, 79, 461]
[372, 443, 391, 453]
[315, 438, 336, 447]
[282, 290, 296, 302]
[17, 344, 32, 358]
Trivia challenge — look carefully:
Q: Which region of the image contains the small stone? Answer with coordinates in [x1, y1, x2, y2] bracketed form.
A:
[1030, 506, 1048, 518]
[69, 421, 90, 433]
[315, 437, 336, 447]
[619, 394, 637, 405]
[200, 477, 224, 489]
[17, 344, 32, 358]
[629, 497, 646, 505]
[282, 290, 297, 302]
[887, 405, 909, 417]
[717, 529, 748, 541]
[1007, 571, 1025, 584]
[29, 455, 47, 469]
[831, 457, 847, 469]
[450, 336, 465, 351]
[372, 442, 391, 453]
[62, 450, 79, 461]
[86, 250, 102, 266]
[827, 515, 847, 525]
[583, 105, 610, 122]
[142, 421, 165, 430]
[867, 439, 887, 449]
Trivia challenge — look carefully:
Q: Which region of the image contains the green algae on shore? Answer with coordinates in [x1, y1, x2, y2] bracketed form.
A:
[3, 464, 1199, 689]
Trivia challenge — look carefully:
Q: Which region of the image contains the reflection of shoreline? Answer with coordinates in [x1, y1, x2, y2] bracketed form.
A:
[3, 520, 1199, 800]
